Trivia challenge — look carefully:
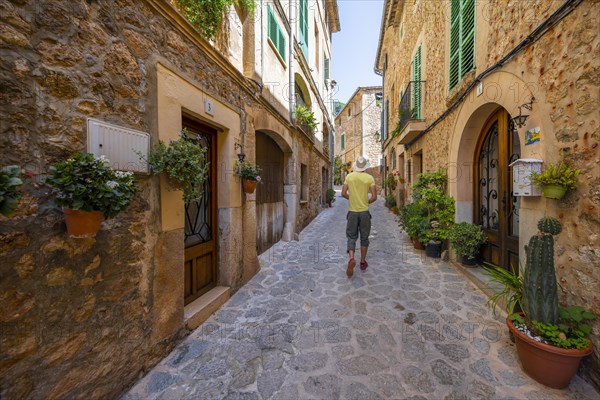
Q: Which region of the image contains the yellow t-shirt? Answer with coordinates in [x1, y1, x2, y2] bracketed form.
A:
[344, 172, 375, 212]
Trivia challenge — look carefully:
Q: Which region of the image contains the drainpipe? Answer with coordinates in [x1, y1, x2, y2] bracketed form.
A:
[260, 0, 264, 79]
[289, 0, 295, 123]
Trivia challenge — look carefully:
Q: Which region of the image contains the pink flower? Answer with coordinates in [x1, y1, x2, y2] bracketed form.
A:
[255, 176, 262, 182]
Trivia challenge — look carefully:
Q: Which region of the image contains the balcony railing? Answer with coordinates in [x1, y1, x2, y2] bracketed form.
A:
[395, 80, 425, 136]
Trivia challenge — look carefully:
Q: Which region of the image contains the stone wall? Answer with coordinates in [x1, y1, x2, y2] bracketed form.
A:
[380, 0, 599, 388]
[0, 0, 331, 398]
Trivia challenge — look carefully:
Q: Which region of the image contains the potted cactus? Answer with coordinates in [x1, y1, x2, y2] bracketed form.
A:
[502, 217, 595, 388]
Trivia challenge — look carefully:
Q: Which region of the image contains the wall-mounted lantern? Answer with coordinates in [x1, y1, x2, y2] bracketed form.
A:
[513, 97, 535, 128]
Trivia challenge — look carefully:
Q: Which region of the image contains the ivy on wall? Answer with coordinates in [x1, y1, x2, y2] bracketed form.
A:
[177, 0, 256, 40]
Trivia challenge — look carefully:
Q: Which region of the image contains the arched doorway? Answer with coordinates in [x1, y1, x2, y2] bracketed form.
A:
[256, 131, 285, 253]
[474, 108, 520, 272]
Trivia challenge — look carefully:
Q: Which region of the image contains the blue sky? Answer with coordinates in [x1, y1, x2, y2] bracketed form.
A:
[332, 0, 384, 104]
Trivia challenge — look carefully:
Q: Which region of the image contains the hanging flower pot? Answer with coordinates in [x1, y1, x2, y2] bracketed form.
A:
[542, 184, 567, 200]
[242, 178, 257, 194]
[63, 208, 104, 238]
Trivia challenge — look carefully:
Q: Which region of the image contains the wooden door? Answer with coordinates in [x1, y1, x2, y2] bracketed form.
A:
[474, 109, 520, 272]
[183, 117, 218, 305]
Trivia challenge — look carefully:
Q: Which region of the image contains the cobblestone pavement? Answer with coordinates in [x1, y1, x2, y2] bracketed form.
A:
[124, 195, 599, 400]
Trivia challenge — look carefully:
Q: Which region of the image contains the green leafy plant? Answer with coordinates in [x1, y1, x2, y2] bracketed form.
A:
[384, 194, 396, 208]
[412, 169, 448, 193]
[333, 156, 344, 185]
[295, 104, 318, 134]
[177, 0, 256, 40]
[384, 172, 398, 191]
[326, 188, 336, 205]
[46, 153, 137, 218]
[235, 160, 261, 182]
[402, 202, 429, 245]
[448, 222, 487, 260]
[0, 166, 23, 216]
[531, 162, 580, 190]
[482, 263, 523, 317]
[142, 129, 209, 203]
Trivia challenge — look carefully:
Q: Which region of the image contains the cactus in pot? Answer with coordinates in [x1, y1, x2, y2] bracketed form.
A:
[521, 217, 561, 325]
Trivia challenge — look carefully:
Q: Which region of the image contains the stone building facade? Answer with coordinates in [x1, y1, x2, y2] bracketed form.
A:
[334, 86, 383, 189]
[375, 0, 599, 389]
[0, 0, 339, 398]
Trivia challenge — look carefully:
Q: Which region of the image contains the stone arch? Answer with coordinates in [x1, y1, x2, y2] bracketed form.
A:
[294, 73, 312, 108]
[448, 71, 539, 223]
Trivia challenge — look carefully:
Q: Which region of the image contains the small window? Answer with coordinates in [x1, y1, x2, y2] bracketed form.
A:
[268, 5, 287, 63]
[300, 164, 308, 202]
[324, 57, 330, 85]
[392, 148, 397, 169]
[341, 133, 345, 150]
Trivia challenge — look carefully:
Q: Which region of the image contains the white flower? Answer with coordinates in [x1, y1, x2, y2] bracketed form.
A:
[115, 170, 133, 178]
[96, 155, 110, 164]
[106, 181, 119, 189]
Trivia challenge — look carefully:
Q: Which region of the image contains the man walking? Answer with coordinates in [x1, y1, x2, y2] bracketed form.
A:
[341, 156, 377, 277]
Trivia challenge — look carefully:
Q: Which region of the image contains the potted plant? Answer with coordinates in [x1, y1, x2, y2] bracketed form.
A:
[235, 160, 261, 194]
[295, 104, 318, 135]
[0, 165, 23, 217]
[384, 172, 398, 191]
[384, 194, 396, 208]
[402, 202, 429, 250]
[416, 182, 455, 258]
[484, 217, 595, 389]
[142, 129, 209, 203]
[46, 153, 137, 237]
[531, 162, 580, 200]
[448, 222, 487, 265]
[326, 188, 336, 207]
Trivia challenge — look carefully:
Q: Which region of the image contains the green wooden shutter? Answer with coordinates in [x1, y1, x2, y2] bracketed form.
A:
[267, 5, 286, 63]
[341, 134, 345, 150]
[412, 46, 422, 119]
[461, 0, 475, 75]
[299, 0, 308, 58]
[449, 0, 475, 90]
[449, 0, 460, 90]
[324, 58, 330, 81]
[278, 25, 286, 62]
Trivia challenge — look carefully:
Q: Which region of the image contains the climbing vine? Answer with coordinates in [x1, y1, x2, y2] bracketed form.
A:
[177, 0, 256, 40]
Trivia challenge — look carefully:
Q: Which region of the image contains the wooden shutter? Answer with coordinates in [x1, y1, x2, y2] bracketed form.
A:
[341, 134, 345, 150]
[461, 0, 475, 75]
[267, 5, 286, 63]
[412, 46, 422, 119]
[324, 58, 330, 81]
[277, 25, 286, 62]
[449, 0, 475, 90]
[449, 0, 460, 90]
[300, 0, 308, 58]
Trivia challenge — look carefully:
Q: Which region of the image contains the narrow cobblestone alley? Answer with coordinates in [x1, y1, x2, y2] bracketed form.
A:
[123, 193, 598, 400]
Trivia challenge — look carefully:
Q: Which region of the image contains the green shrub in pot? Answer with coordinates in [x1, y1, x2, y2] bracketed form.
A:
[448, 222, 487, 262]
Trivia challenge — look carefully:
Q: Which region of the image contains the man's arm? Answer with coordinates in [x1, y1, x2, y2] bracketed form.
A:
[342, 184, 349, 200]
[368, 185, 377, 203]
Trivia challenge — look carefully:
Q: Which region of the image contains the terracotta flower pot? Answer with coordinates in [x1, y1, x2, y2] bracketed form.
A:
[242, 178, 257, 194]
[411, 237, 425, 250]
[63, 208, 104, 238]
[543, 184, 567, 199]
[506, 313, 593, 389]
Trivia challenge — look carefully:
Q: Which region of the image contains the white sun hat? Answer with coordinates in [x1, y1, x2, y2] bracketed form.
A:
[353, 156, 371, 172]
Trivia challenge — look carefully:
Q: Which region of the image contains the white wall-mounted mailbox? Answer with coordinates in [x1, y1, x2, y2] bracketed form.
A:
[87, 118, 150, 173]
[509, 158, 543, 196]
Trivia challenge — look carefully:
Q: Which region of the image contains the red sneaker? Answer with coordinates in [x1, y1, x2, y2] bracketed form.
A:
[360, 261, 368, 271]
[346, 258, 356, 277]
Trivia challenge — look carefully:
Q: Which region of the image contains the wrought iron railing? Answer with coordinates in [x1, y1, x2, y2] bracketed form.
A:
[394, 81, 425, 136]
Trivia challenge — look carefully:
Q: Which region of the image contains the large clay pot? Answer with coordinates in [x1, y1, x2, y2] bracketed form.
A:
[411, 237, 425, 250]
[506, 314, 593, 389]
[242, 178, 257, 194]
[63, 208, 104, 238]
[543, 184, 567, 199]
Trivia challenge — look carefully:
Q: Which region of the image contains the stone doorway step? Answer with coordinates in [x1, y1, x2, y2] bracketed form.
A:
[184, 286, 230, 330]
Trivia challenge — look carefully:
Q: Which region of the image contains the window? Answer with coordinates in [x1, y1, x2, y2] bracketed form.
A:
[267, 5, 287, 62]
[299, 0, 309, 58]
[392, 148, 397, 169]
[324, 56, 330, 85]
[412, 45, 422, 119]
[449, 0, 475, 90]
[341, 133, 345, 150]
[300, 164, 308, 202]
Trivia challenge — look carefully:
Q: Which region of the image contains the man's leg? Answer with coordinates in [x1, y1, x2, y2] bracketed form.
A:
[346, 212, 359, 277]
[359, 211, 372, 269]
